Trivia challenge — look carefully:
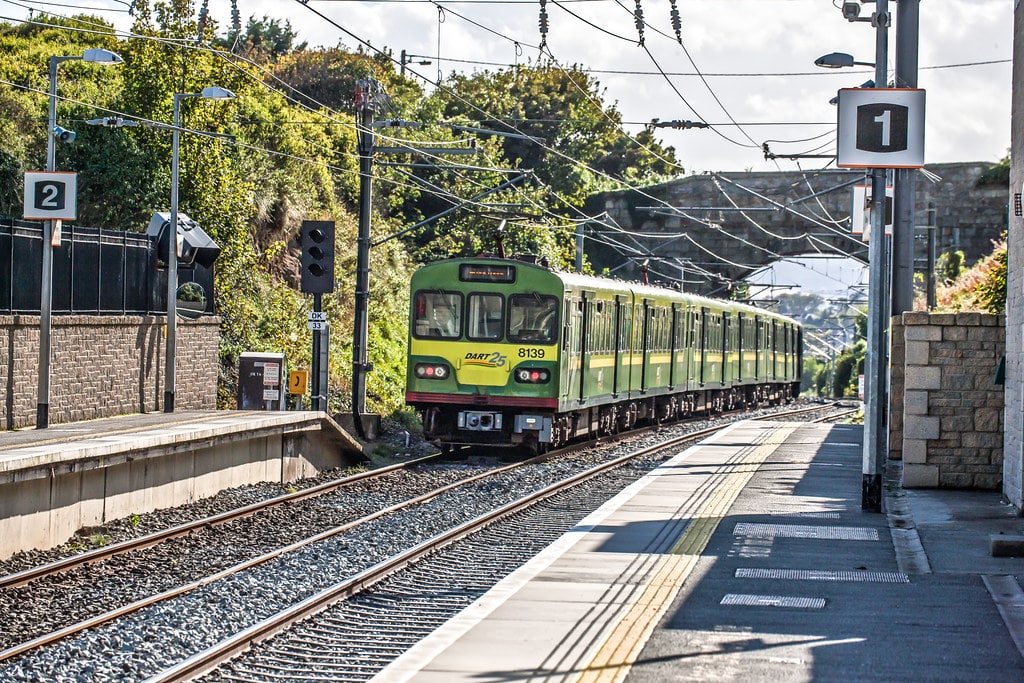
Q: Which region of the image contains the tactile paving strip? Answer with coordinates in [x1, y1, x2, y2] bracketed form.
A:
[735, 568, 909, 583]
[720, 593, 827, 609]
[733, 522, 879, 541]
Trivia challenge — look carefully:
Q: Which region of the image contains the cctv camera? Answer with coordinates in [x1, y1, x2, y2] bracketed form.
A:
[842, 1, 861, 20]
[53, 126, 77, 143]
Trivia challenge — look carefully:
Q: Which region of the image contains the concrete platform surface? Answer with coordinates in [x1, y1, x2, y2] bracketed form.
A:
[374, 420, 1024, 682]
[0, 410, 363, 484]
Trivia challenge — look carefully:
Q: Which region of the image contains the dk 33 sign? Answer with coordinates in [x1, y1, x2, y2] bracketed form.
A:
[836, 88, 925, 169]
[23, 171, 77, 220]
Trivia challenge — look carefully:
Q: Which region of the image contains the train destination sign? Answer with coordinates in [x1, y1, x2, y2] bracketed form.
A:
[836, 88, 925, 169]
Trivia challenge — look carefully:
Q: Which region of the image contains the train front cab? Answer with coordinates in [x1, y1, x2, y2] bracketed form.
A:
[406, 260, 563, 449]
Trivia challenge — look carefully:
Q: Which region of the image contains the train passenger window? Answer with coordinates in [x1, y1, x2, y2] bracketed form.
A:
[508, 294, 559, 343]
[467, 293, 505, 341]
[413, 291, 463, 339]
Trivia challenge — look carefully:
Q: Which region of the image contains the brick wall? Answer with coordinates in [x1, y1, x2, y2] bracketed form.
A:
[0, 315, 219, 429]
[897, 312, 1005, 489]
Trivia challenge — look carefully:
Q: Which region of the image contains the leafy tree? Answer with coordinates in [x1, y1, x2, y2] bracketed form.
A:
[978, 153, 1010, 186]
[936, 236, 1007, 314]
[936, 249, 965, 285]
[833, 340, 866, 399]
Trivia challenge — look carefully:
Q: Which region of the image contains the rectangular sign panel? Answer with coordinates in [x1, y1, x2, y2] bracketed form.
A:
[837, 89, 925, 169]
[24, 171, 77, 220]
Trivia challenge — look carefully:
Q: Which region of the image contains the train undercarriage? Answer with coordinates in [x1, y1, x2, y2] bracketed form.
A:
[418, 381, 799, 455]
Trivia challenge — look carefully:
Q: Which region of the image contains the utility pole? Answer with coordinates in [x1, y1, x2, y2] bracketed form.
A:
[892, 0, 920, 314]
[352, 79, 378, 439]
[862, 0, 890, 511]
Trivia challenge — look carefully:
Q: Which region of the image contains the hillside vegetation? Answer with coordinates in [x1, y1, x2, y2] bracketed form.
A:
[0, 2, 679, 416]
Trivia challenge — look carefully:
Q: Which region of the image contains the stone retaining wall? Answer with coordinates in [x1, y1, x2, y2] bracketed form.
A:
[895, 312, 1005, 489]
[0, 315, 219, 429]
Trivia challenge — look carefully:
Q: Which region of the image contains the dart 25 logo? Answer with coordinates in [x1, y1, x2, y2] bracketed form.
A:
[464, 351, 507, 368]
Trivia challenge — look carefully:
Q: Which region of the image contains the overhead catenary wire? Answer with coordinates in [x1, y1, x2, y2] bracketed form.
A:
[1, 5, 879, 286]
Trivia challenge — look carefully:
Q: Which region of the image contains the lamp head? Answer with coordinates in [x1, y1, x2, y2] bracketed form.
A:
[200, 86, 235, 100]
[82, 48, 123, 65]
[815, 52, 856, 69]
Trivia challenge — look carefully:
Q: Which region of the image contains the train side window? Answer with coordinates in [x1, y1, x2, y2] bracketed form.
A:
[413, 290, 463, 339]
[508, 293, 559, 343]
[467, 293, 504, 341]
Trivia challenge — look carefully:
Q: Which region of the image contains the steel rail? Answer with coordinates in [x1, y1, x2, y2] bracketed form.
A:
[0, 453, 443, 591]
[0, 403, 849, 666]
[147, 404, 848, 683]
[0, 449, 558, 663]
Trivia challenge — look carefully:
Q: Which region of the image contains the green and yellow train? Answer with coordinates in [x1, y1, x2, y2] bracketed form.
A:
[405, 256, 802, 451]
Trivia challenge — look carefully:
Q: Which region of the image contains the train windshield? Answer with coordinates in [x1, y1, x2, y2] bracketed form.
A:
[413, 291, 463, 339]
[508, 294, 559, 343]
[466, 293, 504, 341]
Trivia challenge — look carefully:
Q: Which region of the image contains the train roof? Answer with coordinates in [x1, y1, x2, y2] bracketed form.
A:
[414, 256, 800, 327]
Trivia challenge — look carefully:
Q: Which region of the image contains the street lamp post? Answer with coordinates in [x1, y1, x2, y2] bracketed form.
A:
[37, 48, 122, 429]
[165, 86, 234, 413]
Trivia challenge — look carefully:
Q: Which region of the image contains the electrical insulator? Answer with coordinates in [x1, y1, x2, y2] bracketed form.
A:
[669, 0, 682, 44]
[634, 0, 645, 46]
[539, 0, 548, 48]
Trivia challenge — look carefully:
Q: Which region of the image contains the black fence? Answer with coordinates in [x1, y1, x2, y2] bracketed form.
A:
[0, 219, 215, 316]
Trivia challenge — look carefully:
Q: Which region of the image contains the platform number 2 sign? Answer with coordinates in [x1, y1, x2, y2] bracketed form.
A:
[24, 171, 77, 221]
[837, 89, 925, 169]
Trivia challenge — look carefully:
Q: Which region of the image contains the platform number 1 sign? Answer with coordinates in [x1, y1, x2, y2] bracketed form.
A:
[837, 89, 925, 169]
[24, 171, 77, 220]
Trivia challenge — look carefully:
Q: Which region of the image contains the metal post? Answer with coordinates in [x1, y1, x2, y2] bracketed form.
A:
[352, 80, 376, 438]
[892, 0, 919, 314]
[575, 223, 584, 273]
[36, 57, 62, 429]
[165, 94, 184, 413]
[863, 0, 890, 512]
[926, 205, 937, 309]
[311, 292, 322, 411]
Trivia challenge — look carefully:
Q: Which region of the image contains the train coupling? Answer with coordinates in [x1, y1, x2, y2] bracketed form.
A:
[457, 410, 503, 431]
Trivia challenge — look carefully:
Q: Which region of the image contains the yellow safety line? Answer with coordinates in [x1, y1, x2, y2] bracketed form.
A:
[574, 425, 798, 683]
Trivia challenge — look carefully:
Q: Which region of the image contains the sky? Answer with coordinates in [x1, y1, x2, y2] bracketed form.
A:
[5, 0, 1007, 175]
[3, 0, 1012, 298]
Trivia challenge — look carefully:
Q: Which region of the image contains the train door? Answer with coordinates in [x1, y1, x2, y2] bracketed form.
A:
[579, 291, 595, 402]
[669, 303, 680, 389]
[561, 296, 584, 401]
[723, 312, 732, 385]
[687, 308, 698, 389]
[736, 313, 744, 383]
[699, 306, 710, 385]
[640, 299, 653, 392]
[614, 295, 631, 397]
[754, 315, 762, 382]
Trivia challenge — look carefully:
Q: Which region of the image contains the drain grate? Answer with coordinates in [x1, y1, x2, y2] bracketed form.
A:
[787, 512, 842, 519]
[735, 568, 909, 583]
[733, 522, 879, 541]
[721, 593, 826, 609]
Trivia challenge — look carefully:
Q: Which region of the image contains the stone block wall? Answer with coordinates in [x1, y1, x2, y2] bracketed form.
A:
[0, 315, 219, 429]
[896, 312, 1005, 489]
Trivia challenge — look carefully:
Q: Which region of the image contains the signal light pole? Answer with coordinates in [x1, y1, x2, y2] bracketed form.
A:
[300, 220, 335, 412]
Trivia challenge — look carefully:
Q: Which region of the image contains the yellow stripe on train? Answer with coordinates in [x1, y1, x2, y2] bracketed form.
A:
[410, 340, 558, 387]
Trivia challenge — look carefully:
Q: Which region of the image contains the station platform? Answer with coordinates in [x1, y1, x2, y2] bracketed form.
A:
[376, 420, 1024, 682]
[0, 410, 365, 560]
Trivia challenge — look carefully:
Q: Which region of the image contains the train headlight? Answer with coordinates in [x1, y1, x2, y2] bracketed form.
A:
[415, 363, 450, 379]
[514, 367, 550, 384]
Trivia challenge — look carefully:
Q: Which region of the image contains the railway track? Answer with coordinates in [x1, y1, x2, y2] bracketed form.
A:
[0, 402, 853, 681]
